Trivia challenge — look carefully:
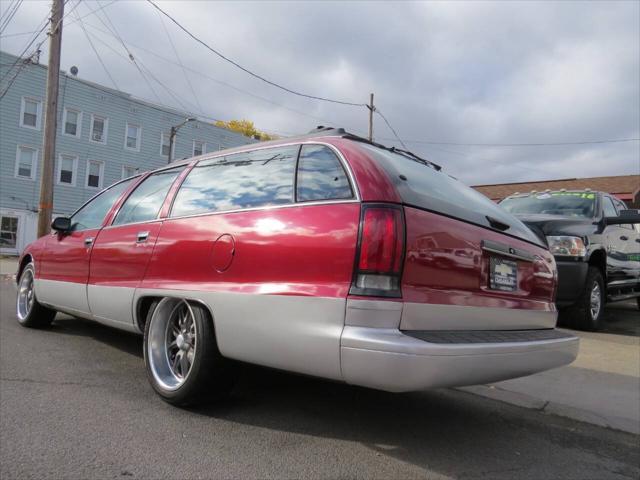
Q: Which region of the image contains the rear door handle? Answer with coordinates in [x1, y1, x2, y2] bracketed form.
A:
[84, 237, 94, 247]
[620, 235, 629, 241]
[136, 231, 150, 243]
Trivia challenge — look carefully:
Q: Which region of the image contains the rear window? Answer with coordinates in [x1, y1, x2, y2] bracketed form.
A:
[500, 192, 596, 218]
[171, 146, 297, 217]
[358, 143, 543, 246]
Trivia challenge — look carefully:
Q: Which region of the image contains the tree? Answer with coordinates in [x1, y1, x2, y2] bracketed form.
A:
[214, 119, 277, 141]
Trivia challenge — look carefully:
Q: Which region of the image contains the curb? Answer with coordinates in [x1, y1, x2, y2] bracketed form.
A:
[457, 384, 640, 435]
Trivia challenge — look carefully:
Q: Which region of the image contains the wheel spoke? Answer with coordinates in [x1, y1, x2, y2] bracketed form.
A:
[180, 351, 190, 375]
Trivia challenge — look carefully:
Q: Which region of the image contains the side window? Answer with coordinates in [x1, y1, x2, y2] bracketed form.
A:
[70, 178, 134, 231]
[296, 145, 353, 202]
[603, 197, 618, 217]
[113, 167, 183, 226]
[171, 146, 297, 217]
[613, 198, 633, 230]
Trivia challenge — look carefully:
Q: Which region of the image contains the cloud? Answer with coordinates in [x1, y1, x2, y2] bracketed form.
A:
[1, 0, 638, 186]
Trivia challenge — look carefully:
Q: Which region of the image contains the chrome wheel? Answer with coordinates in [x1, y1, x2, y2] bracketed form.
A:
[147, 298, 197, 391]
[17, 268, 35, 321]
[590, 282, 602, 320]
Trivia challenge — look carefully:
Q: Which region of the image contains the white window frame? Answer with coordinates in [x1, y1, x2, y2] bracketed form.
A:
[124, 123, 141, 152]
[85, 160, 105, 189]
[62, 107, 83, 138]
[14, 145, 38, 180]
[89, 114, 108, 144]
[19, 97, 42, 130]
[121, 165, 139, 179]
[56, 153, 79, 187]
[192, 140, 206, 157]
[160, 132, 174, 158]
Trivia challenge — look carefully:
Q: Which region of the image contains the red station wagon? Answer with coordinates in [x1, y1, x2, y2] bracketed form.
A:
[15, 128, 579, 406]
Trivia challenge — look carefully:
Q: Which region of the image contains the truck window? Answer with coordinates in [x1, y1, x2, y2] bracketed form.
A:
[171, 146, 298, 217]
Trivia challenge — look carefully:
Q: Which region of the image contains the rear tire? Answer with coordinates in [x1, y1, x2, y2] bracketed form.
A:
[16, 263, 56, 329]
[562, 266, 605, 331]
[143, 298, 235, 406]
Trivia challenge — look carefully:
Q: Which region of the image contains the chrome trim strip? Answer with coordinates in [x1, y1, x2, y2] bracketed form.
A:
[481, 245, 536, 263]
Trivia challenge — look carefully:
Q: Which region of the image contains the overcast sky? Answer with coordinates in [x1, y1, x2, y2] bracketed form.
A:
[1, 0, 638, 185]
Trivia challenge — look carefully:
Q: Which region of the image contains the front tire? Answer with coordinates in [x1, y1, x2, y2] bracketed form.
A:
[143, 298, 234, 406]
[16, 263, 56, 329]
[562, 266, 605, 331]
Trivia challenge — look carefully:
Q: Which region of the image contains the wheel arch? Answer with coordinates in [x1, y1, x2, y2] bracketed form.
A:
[587, 248, 607, 282]
[17, 253, 33, 284]
[135, 294, 219, 340]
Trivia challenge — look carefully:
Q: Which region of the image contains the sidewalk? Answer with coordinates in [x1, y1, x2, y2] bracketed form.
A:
[460, 301, 640, 434]
[0, 256, 18, 277]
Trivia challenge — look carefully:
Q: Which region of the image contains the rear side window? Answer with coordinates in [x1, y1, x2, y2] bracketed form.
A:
[70, 178, 135, 231]
[113, 167, 184, 225]
[603, 197, 617, 217]
[171, 146, 297, 217]
[358, 143, 543, 246]
[296, 145, 353, 202]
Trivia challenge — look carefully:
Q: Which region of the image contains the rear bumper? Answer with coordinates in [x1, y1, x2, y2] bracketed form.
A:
[556, 260, 588, 305]
[340, 326, 579, 392]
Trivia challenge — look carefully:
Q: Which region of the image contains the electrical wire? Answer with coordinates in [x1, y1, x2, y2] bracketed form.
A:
[79, 19, 365, 133]
[145, 0, 367, 108]
[379, 137, 640, 147]
[0, 0, 23, 35]
[156, 8, 205, 115]
[90, 0, 162, 104]
[73, 10, 120, 90]
[375, 109, 408, 149]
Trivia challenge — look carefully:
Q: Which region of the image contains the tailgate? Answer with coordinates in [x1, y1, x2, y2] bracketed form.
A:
[401, 206, 557, 331]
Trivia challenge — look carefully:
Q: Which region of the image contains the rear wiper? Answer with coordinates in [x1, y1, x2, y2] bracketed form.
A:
[389, 147, 442, 171]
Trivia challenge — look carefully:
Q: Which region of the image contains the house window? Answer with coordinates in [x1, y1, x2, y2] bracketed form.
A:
[193, 140, 205, 157]
[125, 123, 141, 151]
[86, 160, 104, 189]
[122, 165, 138, 179]
[63, 108, 82, 138]
[160, 132, 173, 157]
[20, 97, 41, 130]
[90, 115, 108, 144]
[0, 216, 19, 250]
[57, 154, 78, 186]
[15, 145, 37, 180]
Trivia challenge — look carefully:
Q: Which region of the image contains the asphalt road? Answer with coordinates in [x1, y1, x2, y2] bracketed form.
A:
[1, 278, 639, 480]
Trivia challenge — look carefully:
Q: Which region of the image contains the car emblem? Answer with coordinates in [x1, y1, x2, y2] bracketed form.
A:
[509, 248, 515, 254]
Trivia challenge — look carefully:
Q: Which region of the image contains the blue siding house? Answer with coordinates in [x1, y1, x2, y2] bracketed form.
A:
[0, 50, 254, 255]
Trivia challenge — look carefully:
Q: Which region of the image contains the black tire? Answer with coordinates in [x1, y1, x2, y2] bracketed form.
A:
[16, 263, 56, 329]
[143, 299, 235, 406]
[562, 266, 605, 331]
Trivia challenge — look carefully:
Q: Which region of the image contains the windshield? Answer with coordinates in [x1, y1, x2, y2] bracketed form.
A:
[500, 192, 596, 218]
[359, 143, 544, 247]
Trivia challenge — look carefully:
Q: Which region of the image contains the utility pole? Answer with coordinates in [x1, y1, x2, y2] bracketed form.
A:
[368, 93, 374, 141]
[167, 117, 195, 163]
[37, 0, 64, 237]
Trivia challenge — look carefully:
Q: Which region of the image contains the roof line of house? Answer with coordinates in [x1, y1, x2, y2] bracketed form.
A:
[0, 49, 249, 141]
[472, 174, 639, 188]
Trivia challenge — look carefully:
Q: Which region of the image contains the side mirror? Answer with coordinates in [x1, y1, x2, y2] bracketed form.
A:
[51, 216, 71, 232]
[604, 210, 640, 225]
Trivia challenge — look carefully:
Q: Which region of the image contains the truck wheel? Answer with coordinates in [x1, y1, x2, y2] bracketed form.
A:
[16, 263, 57, 328]
[143, 298, 235, 406]
[564, 267, 604, 331]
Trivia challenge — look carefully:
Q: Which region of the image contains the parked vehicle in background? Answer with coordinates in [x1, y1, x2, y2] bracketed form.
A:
[16, 128, 578, 406]
[501, 191, 640, 330]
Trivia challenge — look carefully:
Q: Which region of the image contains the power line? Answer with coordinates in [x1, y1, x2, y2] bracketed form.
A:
[156, 8, 204, 115]
[145, 0, 367, 108]
[90, 0, 162, 104]
[72, 10, 120, 90]
[79, 19, 366, 134]
[378, 137, 640, 147]
[375, 109, 408, 149]
[0, 0, 23, 35]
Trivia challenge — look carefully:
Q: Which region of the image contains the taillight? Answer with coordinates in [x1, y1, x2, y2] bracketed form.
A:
[350, 204, 405, 297]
